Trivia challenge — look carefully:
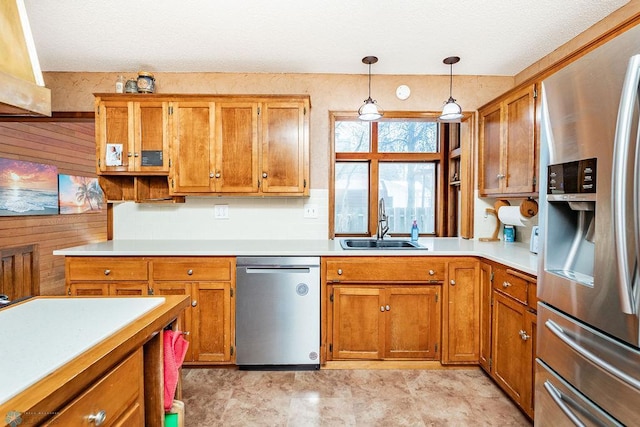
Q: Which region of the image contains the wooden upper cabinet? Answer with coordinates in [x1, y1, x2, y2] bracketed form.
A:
[261, 101, 309, 195]
[478, 84, 537, 196]
[96, 97, 170, 174]
[170, 101, 216, 193]
[216, 102, 260, 193]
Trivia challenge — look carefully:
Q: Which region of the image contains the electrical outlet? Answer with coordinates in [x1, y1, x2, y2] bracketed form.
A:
[214, 204, 229, 219]
[303, 204, 318, 218]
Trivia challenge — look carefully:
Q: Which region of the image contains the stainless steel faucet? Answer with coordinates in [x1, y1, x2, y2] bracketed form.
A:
[376, 197, 389, 240]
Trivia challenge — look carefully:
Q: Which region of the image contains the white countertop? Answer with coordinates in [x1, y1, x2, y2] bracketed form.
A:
[53, 237, 539, 276]
[0, 297, 165, 404]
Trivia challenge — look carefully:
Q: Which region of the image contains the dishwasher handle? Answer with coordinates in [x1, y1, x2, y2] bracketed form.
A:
[244, 267, 312, 274]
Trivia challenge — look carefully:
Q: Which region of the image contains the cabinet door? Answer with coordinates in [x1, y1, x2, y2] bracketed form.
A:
[502, 85, 536, 194]
[215, 102, 259, 193]
[522, 308, 536, 419]
[109, 283, 149, 296]
[133, 101, 169, 173]
[384, 286, 440, 360]
[154, 282, 193, 362]
[331, 286, 384, 360]
[478, 102, 502, 195]
[479, 262, 492, 372]
[69, 283, 109, 296]
[97, 100, 133, 173]
[443, 261, 479, 364]
[260, 101, 308, 194]
[170, 101, 216, 193]
[492, 291, 527, 405]
[191, 282, 233, 363]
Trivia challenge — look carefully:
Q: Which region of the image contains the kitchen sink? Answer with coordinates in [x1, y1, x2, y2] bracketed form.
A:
[340, 239, 424, 250]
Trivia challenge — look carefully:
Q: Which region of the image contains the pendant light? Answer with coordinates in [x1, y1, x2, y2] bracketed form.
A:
[439, 56, 463, 122]
[358, 56, 384, 121]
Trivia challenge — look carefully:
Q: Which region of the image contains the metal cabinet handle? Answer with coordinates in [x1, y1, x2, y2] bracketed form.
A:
[337, 269, 343, 275]
[502, 281, 512, 288]
[380, 306, 385, 312]
[497, 173, 505, 179]
[127, 152, 133, 158]
[519, 330, 530, 341]
[209, 172, 214, 178]
[262, 172, 268, 178]
[450, 279, 456, 286]
[429, 269, 435, 275]
[543, 380, 587, 427]
[191, 300, 197, 307]
[87, 410, 106, 425]
[215, 172, 221, 178]
[187, 269, 193, 276]
[183, 331, 190, 336]
[104, 269, 111, 276]
[385, 305, 390, 311]
[134, 153, 139, 157]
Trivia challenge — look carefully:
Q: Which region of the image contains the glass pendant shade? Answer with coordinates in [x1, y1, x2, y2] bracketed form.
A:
[439, 56, 463, 122]
[358, 56, 384, 121]
[439, 96, 463, 121]
[358, 97, 384, 121]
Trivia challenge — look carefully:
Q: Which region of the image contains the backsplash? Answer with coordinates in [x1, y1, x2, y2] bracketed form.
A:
[113, 190, 329, 240]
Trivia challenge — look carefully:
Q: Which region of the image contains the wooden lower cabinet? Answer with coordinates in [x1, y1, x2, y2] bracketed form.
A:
[329, 285, 441, 360]
[65, 256, 236, 365]
[482, 262, 537, 420]
[442, 260, 480, 364]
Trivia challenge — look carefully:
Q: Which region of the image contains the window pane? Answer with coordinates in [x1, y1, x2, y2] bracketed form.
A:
[335, 163, 369, 233]
[378, 121, 438, 153]
[335, 120, 370, 153]
[379, 163, 436, 234]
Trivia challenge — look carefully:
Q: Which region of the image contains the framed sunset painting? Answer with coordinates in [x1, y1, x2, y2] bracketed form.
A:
[58, 174, 104, 214]
[0, 158, 59, 216]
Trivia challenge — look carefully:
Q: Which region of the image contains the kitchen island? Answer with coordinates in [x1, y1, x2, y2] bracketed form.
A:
[0, 295, 189, 426]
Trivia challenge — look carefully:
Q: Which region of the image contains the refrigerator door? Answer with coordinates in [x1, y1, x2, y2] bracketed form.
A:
[538, 23, 640, 347]
[537, 303, 640, 426]
[535, 359, 623, 427]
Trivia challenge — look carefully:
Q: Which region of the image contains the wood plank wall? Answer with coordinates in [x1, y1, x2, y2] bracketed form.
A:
[0, 115, 106, 295]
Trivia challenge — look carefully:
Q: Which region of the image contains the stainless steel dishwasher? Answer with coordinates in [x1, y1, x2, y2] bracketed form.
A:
[236, 256, 320, 369]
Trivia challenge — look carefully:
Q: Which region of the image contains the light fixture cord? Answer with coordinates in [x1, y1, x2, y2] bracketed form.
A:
[449, 63, 453, 98]
[368, 63, 372, 99]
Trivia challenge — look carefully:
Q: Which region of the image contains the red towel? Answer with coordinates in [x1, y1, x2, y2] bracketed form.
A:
[163, 329, 189, 411]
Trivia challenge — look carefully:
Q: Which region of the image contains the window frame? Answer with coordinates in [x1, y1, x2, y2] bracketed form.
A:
[329, 111, 448, 238]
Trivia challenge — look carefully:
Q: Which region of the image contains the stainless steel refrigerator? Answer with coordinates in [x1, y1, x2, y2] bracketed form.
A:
[537, 23, 640, 425]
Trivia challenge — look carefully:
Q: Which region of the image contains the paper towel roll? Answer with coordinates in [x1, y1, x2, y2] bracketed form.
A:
[498, 206, 530, 227]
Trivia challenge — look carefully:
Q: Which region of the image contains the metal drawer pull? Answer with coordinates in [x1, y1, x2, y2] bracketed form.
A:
[380, 306, 385, 312]
[262, 172, 268, 178]
[429, 269, 435, 275]
[450, 280, 456, 286]
[385, 305, 390, 311]
[192, 300, 197, 307]
[104, 269, 111, 276]
[518, 330, 530, 341]
[337, 269, 343, 275]
[187, 269, 193, 275]
[546, 319, 640, 391]
[87, 410, 106, 425]
[543, 380, 586, 427]
[502, 281, 511, 288]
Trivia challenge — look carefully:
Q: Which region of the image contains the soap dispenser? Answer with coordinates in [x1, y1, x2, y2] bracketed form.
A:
[411, 220, 419, 241]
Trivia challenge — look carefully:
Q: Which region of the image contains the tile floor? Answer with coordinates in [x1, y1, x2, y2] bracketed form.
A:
[181, 368, 532, 426]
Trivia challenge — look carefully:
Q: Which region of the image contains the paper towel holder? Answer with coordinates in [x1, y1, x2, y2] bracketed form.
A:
[479, 200, 511, 242]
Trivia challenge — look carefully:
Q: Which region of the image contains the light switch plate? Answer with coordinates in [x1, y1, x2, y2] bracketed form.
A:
[214, 204, 229, 219]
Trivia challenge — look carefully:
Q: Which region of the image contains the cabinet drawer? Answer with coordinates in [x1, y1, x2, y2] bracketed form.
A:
[493, 268, 533, 304]
[48, 348, 144, 426]
[325, 257, 445, 282]
[152, 258, 233, 281]
[68, 258, 148, 281]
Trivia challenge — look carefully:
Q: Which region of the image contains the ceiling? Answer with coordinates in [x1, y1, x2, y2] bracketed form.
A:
[23, 0, 629, 76]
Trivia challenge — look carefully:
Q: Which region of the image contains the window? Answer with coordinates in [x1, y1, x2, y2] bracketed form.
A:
[331, 112, 447, 237]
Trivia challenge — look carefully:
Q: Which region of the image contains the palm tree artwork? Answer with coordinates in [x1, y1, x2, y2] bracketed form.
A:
[58, 174, 104, 214]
